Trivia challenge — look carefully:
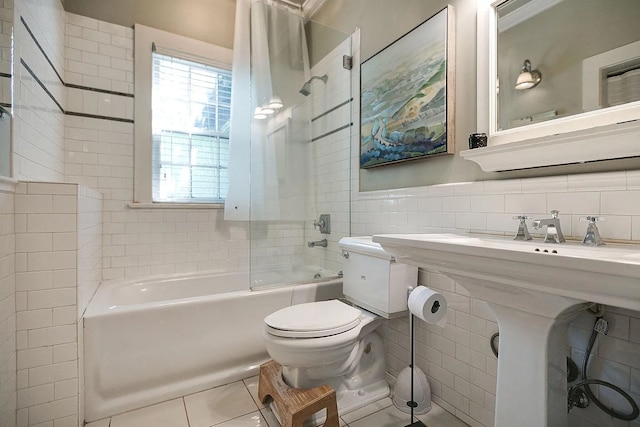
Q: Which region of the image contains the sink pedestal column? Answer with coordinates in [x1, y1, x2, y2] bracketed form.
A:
[452, 276, 586, 427]
[489, 302, 582, 427]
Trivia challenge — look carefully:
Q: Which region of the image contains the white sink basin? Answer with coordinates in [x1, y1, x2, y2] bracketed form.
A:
[373, 233, 640, 312]
[372, 233, 640, 427]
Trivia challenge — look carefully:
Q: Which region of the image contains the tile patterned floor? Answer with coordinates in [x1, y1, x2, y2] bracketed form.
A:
[86, 376, 470, 427]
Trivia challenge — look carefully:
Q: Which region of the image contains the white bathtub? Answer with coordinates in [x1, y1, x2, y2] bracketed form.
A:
[83, 269, 342, 422]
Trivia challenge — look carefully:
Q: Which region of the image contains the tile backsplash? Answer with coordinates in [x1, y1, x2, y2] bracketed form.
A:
[351, 171, 640, 242]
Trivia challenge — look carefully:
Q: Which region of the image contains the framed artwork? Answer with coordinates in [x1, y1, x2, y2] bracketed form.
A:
[360, 6, 455, 168]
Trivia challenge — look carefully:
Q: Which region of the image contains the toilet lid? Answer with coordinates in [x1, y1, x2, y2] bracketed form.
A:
[265, 300, 361, 338]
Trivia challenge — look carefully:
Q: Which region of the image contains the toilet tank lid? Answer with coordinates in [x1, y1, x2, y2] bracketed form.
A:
[338, 236, 394, 260]
[265, 300, 361, 337]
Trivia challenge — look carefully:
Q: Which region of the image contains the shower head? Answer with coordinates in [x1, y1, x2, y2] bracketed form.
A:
[299, 83, 311, 96]
[299, 74, 328, 96]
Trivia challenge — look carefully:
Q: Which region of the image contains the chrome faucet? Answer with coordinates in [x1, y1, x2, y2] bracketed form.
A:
[308, 239, 328, 248]
[532, 210, 565, 243]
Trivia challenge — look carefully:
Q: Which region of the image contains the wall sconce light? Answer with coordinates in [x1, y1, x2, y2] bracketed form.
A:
[515, 59, 542, 90]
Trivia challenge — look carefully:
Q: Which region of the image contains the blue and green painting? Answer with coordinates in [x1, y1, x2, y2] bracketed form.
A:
[360, 8, 448, 168]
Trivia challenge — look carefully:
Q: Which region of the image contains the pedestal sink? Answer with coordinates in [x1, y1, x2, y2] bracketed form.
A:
[372, 233, 640, 427]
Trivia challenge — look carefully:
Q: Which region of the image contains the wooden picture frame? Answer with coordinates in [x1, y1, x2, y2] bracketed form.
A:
[360, 6, 455, 168]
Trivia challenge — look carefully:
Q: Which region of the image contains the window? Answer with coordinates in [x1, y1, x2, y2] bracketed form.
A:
[133, 25, 233, 206]
[151, 53, 231, 203]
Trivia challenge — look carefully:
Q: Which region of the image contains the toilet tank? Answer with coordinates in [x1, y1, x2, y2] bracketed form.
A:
[339, 236, 418, 319]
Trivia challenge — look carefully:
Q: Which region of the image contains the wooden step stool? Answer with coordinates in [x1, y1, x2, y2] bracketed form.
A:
[258, 360, 339, 427]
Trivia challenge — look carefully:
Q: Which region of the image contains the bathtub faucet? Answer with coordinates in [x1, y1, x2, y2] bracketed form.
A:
[308, 239, 328, 248]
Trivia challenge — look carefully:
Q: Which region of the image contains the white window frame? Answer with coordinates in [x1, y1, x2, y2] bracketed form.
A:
[133, 24, 233, 207]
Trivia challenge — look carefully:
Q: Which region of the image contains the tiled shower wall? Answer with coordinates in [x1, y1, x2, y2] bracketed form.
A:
[76, 185, 102, 426]
[14, 2, 339, 285]
[63, 11, 345, 280]
[13, 0, 66, 181]
[305, 35, 353, 274]
[76, 186, 103, 320]
[0, 183, 16, 427]
[63, 12, 252, 281]
[240, 32, 354, 276]
[5, 5, 354, 287]
[0, 0, 12, 107]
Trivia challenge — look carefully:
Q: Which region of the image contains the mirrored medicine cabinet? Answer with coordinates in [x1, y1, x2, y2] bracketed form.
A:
[463, 0, 640, 172]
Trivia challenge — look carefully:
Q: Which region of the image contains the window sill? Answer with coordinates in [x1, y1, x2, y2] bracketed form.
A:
[127, 202, 224, 209]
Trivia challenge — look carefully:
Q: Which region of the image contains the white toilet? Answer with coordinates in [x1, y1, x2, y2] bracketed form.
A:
[263, 236, 418, 416]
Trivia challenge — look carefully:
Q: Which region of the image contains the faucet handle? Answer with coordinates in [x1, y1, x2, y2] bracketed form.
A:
[580, 216, 605, 223]
[313, 214, 331, 234]
[513, 214, 532, 241]
[550, 210, 560, 219]
[580, 216, 605, 246]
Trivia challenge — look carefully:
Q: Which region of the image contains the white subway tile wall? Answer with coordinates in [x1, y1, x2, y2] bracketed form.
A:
[0, 0, 12, 106]
[244, 38, 352, 282]
[13, 0, 66, 182]
[63, 13, 252, 281]
[0, 187, 16, 427]
[249, 221, 305, 271]
[65, 13, 134, 94]
[66, 11, 350, 283]
[14, 182, 74, 427]
[305, 36, 353, 274]
[76, 186, 102, 319]
[13, 182, 102, 427]
[76, 186, 102, 426]
[351, 176, 640, 244]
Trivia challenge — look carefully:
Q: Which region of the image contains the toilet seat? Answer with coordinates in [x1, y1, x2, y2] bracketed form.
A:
[265, 300, 362, 338]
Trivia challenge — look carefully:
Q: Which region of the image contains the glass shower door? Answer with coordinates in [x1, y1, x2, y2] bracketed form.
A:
[248, 2, 352, 289]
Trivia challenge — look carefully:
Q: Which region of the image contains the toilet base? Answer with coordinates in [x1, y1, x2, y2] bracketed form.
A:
[335, 378, 390, 414]
[270, 378, 389, 426]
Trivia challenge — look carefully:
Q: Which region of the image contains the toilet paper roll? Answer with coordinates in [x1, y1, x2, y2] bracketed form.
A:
[408, 286, 447, 327]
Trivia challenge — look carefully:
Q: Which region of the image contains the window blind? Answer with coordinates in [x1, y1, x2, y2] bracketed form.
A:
[151, 52, 232, 203]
